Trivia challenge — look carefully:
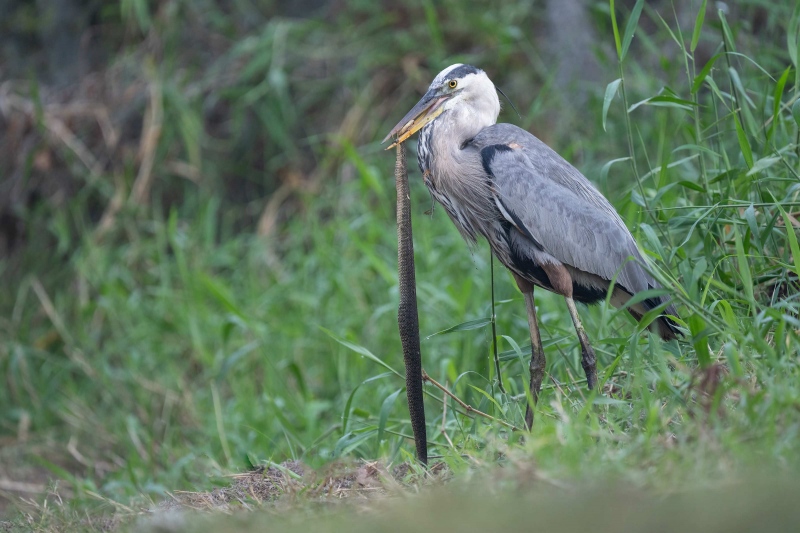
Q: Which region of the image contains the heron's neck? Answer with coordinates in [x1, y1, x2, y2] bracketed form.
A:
[417, 108, 499, 242]
[422, 107, 495, 185]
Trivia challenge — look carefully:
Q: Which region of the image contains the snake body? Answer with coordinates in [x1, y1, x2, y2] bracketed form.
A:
[395, 144, 427, 465]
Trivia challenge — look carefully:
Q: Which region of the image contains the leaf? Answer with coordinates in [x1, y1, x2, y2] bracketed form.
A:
[788, 5, 799, 68]
[729, 67, 755, 110]
[426, 318, 491, 338]
[655, 12, 681, 49]
[630, 189, 646, 208]
[334, 427, 377, 458]
[691, 53, 721, 94]
[743, 204, 761, 252]
[618, 288, 671, 312]
[779, 206, 800, 280]
[646, 95, 699, 109]
[603, 78, 622, 131]
[341, 373, 393, 435]
[216, 341, 260, 382]
[262, 460, 303, 480]
[678, 180, 706, 192]
[688, 314, 711, 369]
[768, 66, 791, 142]
[733, 225, 755, 313]
[499, 335, 531, 362]
[621, 0, 645, 61]
[321, 328, 401, 377]
[718, 9, 737, 54]
[675, 205, 716, 249]
[199, 273, 246, 320]
[341, 386, 361, 436]
[468, 385, 504, 412]
[501, 335, 525, 360]
[609, 0, 622, 59]
[793, 99, 800, 128]
[600, 157, 630, 183]
[716, 300, 739, 335]
[709, 169, 741, 184]
[377, 388, 402, 444]
[723, 343, 743, 378]
[692, 258, 708, 289]
[733, 113, 753, 169]
[640, 154, 700, 182]
[746, 156, 780, 177]
[638, 304, 679, 337]
[628, 95, 698, 113]
[703, 76, 727, 106]
[639, 223, 665, 261]
[592, 396, 630, 406]
[691, 0, 707, 52]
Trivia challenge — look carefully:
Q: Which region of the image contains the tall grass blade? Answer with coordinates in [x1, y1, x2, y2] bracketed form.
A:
[734, 113, 754, 169]
[691, 0, 707, 52]
[628, 95, 698, 113]
[342, 373, 394, 435]
[609, 0, 622, 59]
[211, 383, 232, 466]
[688, 314, 711, 368]
[621, 0, 645, 61]
[779, 206, 800, 279]
[768, 67, 792, 142]
[603, 78, 622, 131]
[718, 9, 737, 54]
[377, 388, 402, 445]
[426, 318, 492, 338]
[692, 53, 721, 94]
[321, 328, 402, 377]
[733, 225, 755, 314]
[746, 157, 780, 177]
[789, 5, 799, 68]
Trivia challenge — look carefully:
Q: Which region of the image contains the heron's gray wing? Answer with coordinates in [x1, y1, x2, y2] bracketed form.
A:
[474, 123, 628, 232]
[480, 142, 654, 295]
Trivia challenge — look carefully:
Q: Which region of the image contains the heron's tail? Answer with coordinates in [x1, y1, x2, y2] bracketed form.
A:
[654, 303, 682, 341]
[629, 298, 681, 341]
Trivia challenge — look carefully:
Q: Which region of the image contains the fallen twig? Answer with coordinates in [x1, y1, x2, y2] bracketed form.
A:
[422, 370, 519, 432]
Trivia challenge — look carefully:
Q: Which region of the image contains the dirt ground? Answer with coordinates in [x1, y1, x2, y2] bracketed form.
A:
[1, 458, 451, 532]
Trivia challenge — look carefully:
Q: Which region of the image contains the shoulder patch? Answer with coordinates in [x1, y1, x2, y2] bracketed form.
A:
[480, 144, 513, 176]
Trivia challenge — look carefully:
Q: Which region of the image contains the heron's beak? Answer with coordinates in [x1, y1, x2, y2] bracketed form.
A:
[382, 90, 449, 150]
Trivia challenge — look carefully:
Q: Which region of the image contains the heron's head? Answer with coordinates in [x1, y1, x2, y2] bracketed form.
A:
[383, 64, 500, 149]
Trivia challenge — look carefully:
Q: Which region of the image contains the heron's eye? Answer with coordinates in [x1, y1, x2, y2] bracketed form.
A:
[448, 80, 458, 89]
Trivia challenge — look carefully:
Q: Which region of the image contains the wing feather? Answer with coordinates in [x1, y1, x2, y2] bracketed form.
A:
[476, 130, 653, 296]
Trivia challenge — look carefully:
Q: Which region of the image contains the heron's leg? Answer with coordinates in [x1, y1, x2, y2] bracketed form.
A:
[539, 262, 598, 392]
[513, 275, 546, 430]
[522, 290, 546, 429]
[564, 296, 598, 391]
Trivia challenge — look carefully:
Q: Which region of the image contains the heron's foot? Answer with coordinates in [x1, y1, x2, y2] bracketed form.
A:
[524, 346, 546, 430]
[524, 376, 542, 431]
[580, 343, 597, 391]
[563, 296, 598, 392]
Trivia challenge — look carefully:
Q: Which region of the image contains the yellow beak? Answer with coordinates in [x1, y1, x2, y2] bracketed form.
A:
[382, 91, 449, 150]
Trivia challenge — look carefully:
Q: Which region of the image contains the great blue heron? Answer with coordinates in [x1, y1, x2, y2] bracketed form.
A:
[384, 64, 680, 429]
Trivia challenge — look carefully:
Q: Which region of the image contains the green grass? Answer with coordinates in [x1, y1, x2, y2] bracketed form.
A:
[2, 0, 800, 530]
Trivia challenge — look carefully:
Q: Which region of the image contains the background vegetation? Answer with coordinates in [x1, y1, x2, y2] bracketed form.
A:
[1, 0, 800, 529]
